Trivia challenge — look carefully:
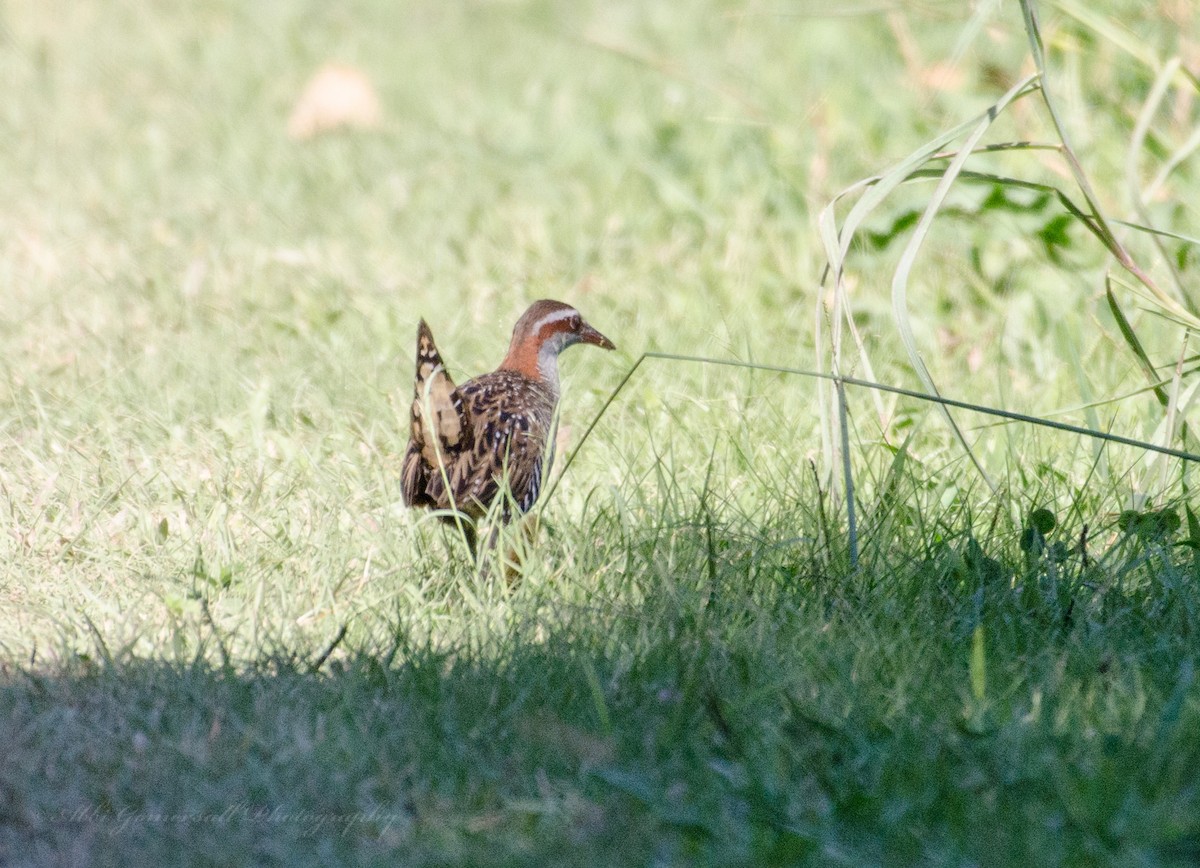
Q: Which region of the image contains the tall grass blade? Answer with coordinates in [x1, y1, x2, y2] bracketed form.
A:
[1106, 277, 1169, 408]
[1126, 56, 1190, 306]
[544, 352, 1200, 519]
[581, 655, 613, 736]
[816, 93, 1038, 384]
[970, 625, 987, 702]
[836, 378, 858, 570]
[1111, 221, 1200, 250]
[817, 77, 1038, 486]
[1053, 0, 1158, 69]
[1145, 125, 1200, 204]
[1019, 0, 1195, 325]
[890, 75, 1039, 493]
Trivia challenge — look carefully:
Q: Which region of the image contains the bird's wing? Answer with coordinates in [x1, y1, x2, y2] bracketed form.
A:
[508, 448, 544, 514]
[455, 374, 553, 518]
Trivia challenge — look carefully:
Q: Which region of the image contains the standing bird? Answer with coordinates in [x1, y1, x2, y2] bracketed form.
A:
[401, 299, 616, 555]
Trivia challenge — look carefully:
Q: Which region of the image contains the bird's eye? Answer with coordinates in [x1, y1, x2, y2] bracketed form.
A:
[571, 315, 581, 329]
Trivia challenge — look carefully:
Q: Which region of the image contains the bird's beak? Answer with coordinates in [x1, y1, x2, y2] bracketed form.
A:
[580, 322, 616, 351]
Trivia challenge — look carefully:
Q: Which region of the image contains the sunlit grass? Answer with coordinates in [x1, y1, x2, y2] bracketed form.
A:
[2, 0, 1199, 864]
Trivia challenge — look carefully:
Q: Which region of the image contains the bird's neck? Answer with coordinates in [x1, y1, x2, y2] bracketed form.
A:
[499, 339, 561, 398]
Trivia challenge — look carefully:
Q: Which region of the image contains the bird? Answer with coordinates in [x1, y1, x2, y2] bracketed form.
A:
[401, 299, 615, 557]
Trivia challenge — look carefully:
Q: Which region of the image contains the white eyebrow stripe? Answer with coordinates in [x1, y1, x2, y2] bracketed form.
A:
[531, 307, 576, 334]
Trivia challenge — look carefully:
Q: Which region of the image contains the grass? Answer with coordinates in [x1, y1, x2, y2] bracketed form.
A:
[2, 0, 1200, 864]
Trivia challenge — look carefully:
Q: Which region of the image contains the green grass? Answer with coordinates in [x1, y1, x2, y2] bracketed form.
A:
[3, 0, 1200, 864]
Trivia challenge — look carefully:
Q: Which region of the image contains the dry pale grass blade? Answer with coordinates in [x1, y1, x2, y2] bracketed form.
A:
[287, 63, 382, 140]
[1111, 222, 1200, 251]
[817, 106, 1025, 275]
[816, 82, 1038, 294]
[1053, 0, 1158, 69]
[1019, 0, 1199, 329]
[1126, 57, 1180, 203]
[815, 77, 1038, 485]
[888, 74, 1040, 494]
[1126, 56, 1191, 306]
[949, 0, 1003, 70]
[1145, 125, 1200, 203]
[1013, 0, 1200, 465]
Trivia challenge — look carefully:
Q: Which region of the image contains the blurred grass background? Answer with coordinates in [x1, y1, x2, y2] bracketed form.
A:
[2, 0, 1199, 863]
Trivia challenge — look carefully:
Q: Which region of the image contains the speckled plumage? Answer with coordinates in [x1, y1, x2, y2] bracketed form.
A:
[401, 300, 614, 547]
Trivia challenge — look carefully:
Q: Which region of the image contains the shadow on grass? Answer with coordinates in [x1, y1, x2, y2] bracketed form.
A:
[4, 511, 1200, 867]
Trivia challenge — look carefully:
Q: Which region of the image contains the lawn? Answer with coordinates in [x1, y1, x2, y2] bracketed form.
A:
[2, 0, 1199, 864]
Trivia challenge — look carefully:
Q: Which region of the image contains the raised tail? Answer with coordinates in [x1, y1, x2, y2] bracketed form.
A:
[401, 319, 474, 508]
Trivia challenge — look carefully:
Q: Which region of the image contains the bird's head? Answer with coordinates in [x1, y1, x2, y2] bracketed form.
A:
[500, 299, 615, 390]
